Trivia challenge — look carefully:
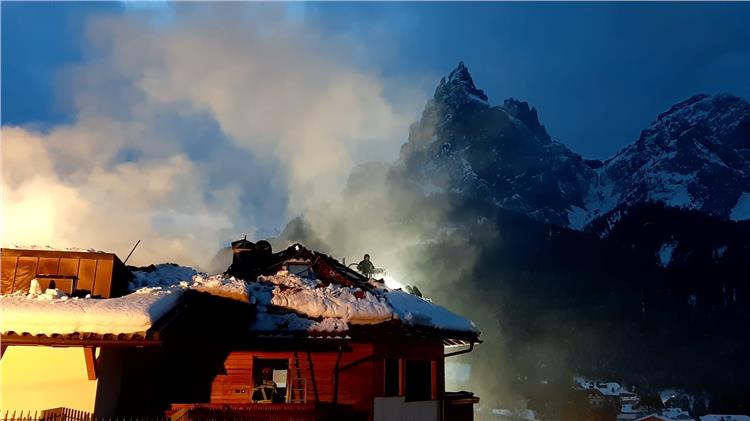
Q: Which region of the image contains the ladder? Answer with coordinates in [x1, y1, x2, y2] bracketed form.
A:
[287, 351, 308, 403]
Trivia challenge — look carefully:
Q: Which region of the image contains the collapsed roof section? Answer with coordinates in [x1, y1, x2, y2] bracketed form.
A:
[1, 243, 480, 347]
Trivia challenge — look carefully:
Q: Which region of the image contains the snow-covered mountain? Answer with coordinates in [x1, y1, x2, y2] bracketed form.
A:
[397, 62, 596, 227]
[586, 93, 750, 226]
[396, 62, 750, 229]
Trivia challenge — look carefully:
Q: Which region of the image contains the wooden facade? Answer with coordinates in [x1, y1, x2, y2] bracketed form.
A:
[1, 337, 475, 419]
[0, 248, 131, 298]
[91, 333, 461, 420]
[199, 339, 446, 413]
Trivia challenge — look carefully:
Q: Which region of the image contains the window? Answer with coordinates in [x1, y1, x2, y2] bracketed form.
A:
[384, 358, 400, 397]
[252, 358, 289, 403]
[404, 360, 432, 401]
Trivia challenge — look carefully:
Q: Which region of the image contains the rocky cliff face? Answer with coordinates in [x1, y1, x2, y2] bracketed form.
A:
[396, 62, 595, 227]
[396, 63, 750, 229]
[591, 94, 750, 224]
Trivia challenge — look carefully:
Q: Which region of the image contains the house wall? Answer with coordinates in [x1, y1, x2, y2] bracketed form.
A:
[210, 343, 378, 414]
[0, 249, 130, 298]
[207, 339, 445, 417]
[93, 348, 125, 417]
[374, 339, 446, 401]
[0, 347, 98, 413]
[96, 338, 449, 418]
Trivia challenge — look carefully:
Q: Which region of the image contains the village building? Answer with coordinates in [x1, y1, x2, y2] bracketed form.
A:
[634, 415, 676, 421]
[617, 403, 641, 421]
[1, 242, 481, 420]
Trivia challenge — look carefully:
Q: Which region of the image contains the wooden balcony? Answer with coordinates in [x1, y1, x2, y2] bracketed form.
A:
[167, 403, 366, 421]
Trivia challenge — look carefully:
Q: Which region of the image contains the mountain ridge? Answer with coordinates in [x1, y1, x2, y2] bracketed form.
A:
[397, 62, 750, 229]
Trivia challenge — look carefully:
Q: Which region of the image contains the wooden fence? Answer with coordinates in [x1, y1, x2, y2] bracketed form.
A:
[1, 408, 165, 421]
[1, 405, 353, 421]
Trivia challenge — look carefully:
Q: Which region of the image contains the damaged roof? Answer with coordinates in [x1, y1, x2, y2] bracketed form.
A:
[1, 243, 480, 346]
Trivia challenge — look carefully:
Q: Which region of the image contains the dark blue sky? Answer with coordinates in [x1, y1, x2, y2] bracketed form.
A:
[3, 1, 749, 159]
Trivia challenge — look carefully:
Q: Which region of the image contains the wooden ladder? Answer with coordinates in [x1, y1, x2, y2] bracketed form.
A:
[287, 351, 308, 403]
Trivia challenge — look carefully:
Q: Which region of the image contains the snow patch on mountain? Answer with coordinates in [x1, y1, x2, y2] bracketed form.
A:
[658, 241, 678, 267]
[730, 192, 750, 221]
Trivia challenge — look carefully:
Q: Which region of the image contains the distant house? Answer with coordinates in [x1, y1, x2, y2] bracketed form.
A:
[1, 242, 481, 420]
[583, 388, 620, 410]
[617, 403, 641, 421]
[634, 409, 695, 421]
[660, 407, 692, 420]
[635, 415, 674, 421]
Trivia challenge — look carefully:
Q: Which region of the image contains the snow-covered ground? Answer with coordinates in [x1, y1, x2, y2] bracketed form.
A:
[700, 416, 750, 421]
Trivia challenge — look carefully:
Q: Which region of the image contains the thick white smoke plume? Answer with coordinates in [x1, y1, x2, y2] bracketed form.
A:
[1, 4, 511, 404]
[1, 4, 423, 268]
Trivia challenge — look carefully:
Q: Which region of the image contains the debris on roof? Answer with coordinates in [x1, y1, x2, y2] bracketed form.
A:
[260, 270, 392, 324]
[1, 242, 479, 342]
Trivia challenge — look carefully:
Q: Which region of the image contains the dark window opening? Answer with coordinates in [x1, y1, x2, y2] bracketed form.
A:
[405, 360, 432, 401]
[252, 358, 288, 403]
[384, 358, 400, 397]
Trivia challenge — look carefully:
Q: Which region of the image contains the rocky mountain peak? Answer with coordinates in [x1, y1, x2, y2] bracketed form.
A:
[642, 93, 750, 151]
[400, 63, 750, 229]
[398, 62, 595, 227]
[585, 93, 750, 227]
[434, 61, 489, 106]
[502, 98, 551, 142]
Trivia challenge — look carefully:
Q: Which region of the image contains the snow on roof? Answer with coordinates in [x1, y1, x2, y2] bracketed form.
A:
[0, 287, 183, 335]
[4, 244, 106, 253]
[137, 253, 478, 337]
[132, 264, 250, 302]
[660, 408, 691, 420]
[0, 265, 247, 337]
[260, 271, 392, 324]
[635, 415, 673, 421]
[573, 377, 626, 396]
[386, 289, 476, 332]
[700, 416, 750, 421]
[131, 264, 199, 289]
[1, 244, 479, 340]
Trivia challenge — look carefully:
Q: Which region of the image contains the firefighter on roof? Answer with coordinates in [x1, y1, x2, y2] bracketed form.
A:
[357, 253, 375, 278]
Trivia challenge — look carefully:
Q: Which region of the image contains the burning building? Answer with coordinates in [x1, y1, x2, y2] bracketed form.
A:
[0, 242, 480, 420]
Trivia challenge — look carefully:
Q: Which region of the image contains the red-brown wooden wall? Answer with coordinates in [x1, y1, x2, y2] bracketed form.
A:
[208, 339, 446, 416]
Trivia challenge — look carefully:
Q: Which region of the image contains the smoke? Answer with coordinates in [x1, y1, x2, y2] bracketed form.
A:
[275, 134, 518, 407]
[2, 3, 511, 406]
[1, 4, 422, 268]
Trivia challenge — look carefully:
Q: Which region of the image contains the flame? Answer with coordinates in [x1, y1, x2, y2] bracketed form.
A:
[383, 275, 404, 290]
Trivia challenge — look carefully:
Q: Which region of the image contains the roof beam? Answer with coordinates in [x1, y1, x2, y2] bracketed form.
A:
[83, 347, 98, 380]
